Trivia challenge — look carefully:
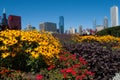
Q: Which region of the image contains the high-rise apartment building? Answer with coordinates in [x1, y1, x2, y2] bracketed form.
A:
[78, 25, 82, 35]
[103, 16, 108, 28]
[69, 27, 75, 34]
[39, 22, 57, 33]
[8, 15, 21, 30]
[110, 6, 119, 27]
[59, 16, 64, 34]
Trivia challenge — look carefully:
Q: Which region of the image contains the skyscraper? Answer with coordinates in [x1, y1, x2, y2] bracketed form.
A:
[110, 6, 119, 27]
[2, 8, 8, 29]
[103, 16, 108, 28]
[8, 15, 21, 30]
[69, 27, 75, 34]
[78, 25, 82, 35]
[39, 22, 57, 33]
[59, 16, 64, 34]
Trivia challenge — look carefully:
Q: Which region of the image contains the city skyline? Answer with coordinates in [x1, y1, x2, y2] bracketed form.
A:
[0, 0, 120, 31]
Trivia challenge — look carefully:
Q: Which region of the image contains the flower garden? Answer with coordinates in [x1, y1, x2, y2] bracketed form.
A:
[0, 30, 120, 80]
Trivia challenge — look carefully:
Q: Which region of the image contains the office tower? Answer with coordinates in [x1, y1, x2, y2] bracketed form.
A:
[59, 16, 64, 34]
[69, 27, 75, 34]
[2, 8, 8, 29]
[39, 22, 57, 33]
[8, 15, 21, 30]
[78, 25, 82, 35]
[110, 6, 119, 27]
[75, 29, 77, 33]
[103, 16, 108, 28]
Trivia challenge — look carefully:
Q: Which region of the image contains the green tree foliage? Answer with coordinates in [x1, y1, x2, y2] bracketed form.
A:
[96, 26, 120, 37]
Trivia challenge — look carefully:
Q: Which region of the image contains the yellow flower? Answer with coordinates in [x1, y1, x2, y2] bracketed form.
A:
[1, 52, 10, 58]
[3, 40, 9, 45]
[31, 51, 39, 58]
[0, 37, 4, 41]
[21, 36, 28, 41]
[25, 49, 32, 53]
[0, 30, 61, 65]
[0, 46, 7, 50]
[73, 35, 120, 43]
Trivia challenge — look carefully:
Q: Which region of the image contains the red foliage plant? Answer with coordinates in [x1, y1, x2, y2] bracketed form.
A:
[37, 50, 94, 80]
[57, 50, 94, 79]
[36, 74, 43, 80]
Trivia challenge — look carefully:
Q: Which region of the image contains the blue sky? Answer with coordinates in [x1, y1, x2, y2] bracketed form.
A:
[0, 0, 120, 31]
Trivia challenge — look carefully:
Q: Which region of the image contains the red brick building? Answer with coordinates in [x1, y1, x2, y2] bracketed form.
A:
[8, 15, 21, 30]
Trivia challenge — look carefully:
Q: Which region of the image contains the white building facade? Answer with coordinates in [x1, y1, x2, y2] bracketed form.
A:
[69, 27, 75, 34]
[110, 6, 119, 27]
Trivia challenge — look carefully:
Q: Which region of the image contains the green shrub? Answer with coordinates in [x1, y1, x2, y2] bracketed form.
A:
[96, 26, 120, 37]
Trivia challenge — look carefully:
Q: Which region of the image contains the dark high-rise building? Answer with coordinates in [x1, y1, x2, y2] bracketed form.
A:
[59, 16, 64, 34]
[8, 15, 21, 30]
[1, 8, 8, 29]
[0, 16, 2, 30]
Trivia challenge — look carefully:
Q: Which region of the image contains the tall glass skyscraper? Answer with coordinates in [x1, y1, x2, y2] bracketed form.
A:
[1, 8, 9, 30]
[2, 8, 8, 26]
[110, 6, 119, 27]
[59, 16, 64, 34]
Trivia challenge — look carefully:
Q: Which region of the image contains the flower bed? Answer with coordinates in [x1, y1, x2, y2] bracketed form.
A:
[0, 30, 61, 72]
[0, 30, 120, 80]
[0, 50, 94, 80]
[63, 42, 120, 80]
[72, 35, 120, 43]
